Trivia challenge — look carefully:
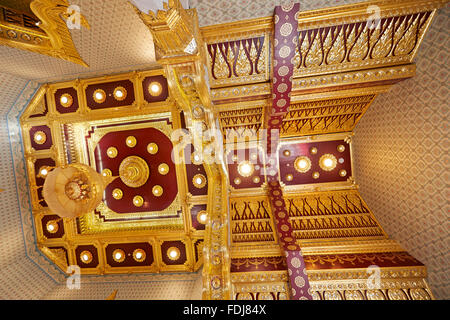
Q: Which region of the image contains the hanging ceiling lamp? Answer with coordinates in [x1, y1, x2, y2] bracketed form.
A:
[42, 163, 116, 219]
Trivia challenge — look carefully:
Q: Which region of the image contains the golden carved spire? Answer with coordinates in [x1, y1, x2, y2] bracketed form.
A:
[129, 0, 200, 58]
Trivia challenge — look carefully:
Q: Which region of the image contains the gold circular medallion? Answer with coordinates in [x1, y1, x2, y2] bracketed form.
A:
[132, 195, 144, 207]
[93, 89, 106, 103]
[113, 86, 127, 101]
[319, 154, 337, 171]
[167, 247, 180, 261]
[158, 163, 169, 175]
[234, 177, 241, 185]
[147, 142, 158, 154]
[80, 250, 93, 264]
[112, 249, 125, 263]
[119, 156, 149, 188]
[33, 131, 47, 145]
[286, 174, 293, 181]
[101, 169, 112, 177]
[133, 249, 146, 262]
[148, 81, 163, 96]
[339, 169, 347, 177]
[337, 144, 346, 152]
[60, 93, 73, 108]
[283, 149, 291, 157]
[294, 156, 312, 173]
[252, 176, 261, 184]
[112, 188, 123, 200]
[312, 171, 320, 179]
[126, 136, 137, 147]
[193, 174, 207, 189]
[310, 147, 318, 155]
[152, 185, 163, 197]
[106, 147, 118, 158]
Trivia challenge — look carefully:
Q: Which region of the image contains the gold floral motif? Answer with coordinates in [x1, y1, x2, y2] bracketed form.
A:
[294, 156, 312, 173]
[132, 195, 144, 207]
[319, 154, 337, 171]
[106, 147, 118, 158]
[119, 156, 149, 188]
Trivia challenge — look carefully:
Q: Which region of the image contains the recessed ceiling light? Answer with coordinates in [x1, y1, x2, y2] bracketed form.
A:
[148, 81, 162, 96]
[167, 247, 180, 260]
[33, 131, 46, 144]
[237, 161, 254, 177]
[319, 154, 337, 171]
[294, 156, 311, 173]
[93, 89, 106, 103]
[197, 211, 207, 224]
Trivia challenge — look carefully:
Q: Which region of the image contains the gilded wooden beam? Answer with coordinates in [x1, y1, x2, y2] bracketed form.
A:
[0, 0, 89, 66]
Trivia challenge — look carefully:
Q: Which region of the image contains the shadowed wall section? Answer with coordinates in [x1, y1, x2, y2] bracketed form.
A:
[353, 6, 449, 299]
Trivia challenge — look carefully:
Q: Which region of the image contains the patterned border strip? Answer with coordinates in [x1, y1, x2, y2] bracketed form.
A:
[267, 179, 313, 300]
[265, 3, 300, 153]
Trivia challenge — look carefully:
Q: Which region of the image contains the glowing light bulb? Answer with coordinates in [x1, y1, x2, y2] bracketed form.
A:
[115, 90, 123, 98]
[47, 224, 54, 231]
[199, 212, 207, 223]
[323, 158, 333, 168]
[169, 250, 177, 258]
[135, 252, 142, 259]
[151, 84, 160, 93]
[40, 168, 48, 176]
[61, 96, 68, 104]
[298, 159, 308, 169]
[82, 254, 89, 261]
[115, 252, 122, 260]
[95, 92, 103, 100]
[196, 177, 202, 185]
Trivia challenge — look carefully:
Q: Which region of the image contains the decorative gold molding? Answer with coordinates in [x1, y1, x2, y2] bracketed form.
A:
[0, 1, 90, 66]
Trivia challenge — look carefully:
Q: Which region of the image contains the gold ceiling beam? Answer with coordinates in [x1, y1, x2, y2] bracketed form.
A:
[0, 0, 89, 66]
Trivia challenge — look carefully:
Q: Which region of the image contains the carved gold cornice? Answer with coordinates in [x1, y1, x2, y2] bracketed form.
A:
[0, 0, 89, 66]
[296, 0, 447, 29]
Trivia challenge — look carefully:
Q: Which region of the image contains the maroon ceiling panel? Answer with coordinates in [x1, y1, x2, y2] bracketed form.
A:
[227, 147, 265, 189]
[105, 242, 154, 267]
[33, 157, 56, 207]
[184, 144, 208, 196]
[279, 139, 352, 185]
[55, 87, 79, 114]
[41, 214, 65, 239]
[160, 240, 187, 265]
[29, 125, 52, 150]
[93, 126, 178, 213]
[190, 204, 207, 231]
[75, 245, 99, 268]
[86, 80, 135, 109]
[142, 75, 169, 103]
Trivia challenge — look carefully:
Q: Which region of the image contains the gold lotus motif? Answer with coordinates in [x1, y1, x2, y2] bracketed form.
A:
[119, 156, 150, 188]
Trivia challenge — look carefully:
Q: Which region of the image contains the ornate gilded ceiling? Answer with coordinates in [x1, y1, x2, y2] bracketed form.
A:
[12, 0, 447, 300]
